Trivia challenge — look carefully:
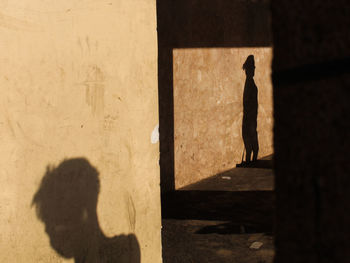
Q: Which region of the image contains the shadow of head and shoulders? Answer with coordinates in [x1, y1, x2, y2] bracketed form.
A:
[32, 158, 140, 263]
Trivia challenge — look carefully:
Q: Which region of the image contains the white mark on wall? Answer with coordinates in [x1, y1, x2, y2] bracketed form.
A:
[151, 124, 159, 144]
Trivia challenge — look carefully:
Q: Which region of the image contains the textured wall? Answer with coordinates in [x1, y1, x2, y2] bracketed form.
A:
[173, 48, 273, 188]
[0, 0, 161, 262]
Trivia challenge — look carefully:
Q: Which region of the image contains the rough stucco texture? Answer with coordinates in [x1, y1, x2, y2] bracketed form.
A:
[174, 48, 273, 188]
[0, 1, 161, 262]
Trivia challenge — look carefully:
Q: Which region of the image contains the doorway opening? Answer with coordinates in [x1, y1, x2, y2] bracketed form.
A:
[157, 1, 274, 262]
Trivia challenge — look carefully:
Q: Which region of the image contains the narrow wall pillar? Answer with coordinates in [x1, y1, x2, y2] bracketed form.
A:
[272, 1, 350, 262]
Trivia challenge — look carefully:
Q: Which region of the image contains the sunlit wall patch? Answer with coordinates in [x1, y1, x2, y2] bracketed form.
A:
[173, 47, 274, 188]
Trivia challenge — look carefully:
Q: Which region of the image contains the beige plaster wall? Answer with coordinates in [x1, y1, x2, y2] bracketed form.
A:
[0, 0, 161, 262]
[174, 48, 273, 188]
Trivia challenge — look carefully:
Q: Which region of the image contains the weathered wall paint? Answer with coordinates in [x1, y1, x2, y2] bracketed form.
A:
[0, 0, 161, 262]
[174, 48, 273, 188]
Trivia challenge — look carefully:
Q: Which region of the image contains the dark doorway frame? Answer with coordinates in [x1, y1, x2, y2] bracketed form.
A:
[157, 0, 272, 193]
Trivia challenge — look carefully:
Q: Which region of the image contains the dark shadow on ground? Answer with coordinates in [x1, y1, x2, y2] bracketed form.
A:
[236, 154, 274, 169]
[32, 158, 140, 263]
[196, 221, 273, 235]
[236, 159, 273, 169]
[162, 190, 274, 233]
[162, 219, 274, 263]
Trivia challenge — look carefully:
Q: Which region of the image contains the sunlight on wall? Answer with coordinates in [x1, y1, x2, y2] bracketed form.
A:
[174, 47, 273, 188]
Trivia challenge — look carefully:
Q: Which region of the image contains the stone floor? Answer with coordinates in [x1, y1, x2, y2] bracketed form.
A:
[161, 155, 275, 263]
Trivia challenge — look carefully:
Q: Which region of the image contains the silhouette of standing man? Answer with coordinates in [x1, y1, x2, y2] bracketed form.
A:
[242, 55, 259, 163]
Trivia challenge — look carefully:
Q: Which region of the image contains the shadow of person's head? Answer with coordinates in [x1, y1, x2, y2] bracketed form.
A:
[243, 55, 255, 78]
[32, 158, 100, 258]
[32, 158, 140, 262]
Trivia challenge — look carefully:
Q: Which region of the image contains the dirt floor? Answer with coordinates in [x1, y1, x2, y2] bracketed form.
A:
[161, 155, 274, 263]
[162, 219, 274, 263]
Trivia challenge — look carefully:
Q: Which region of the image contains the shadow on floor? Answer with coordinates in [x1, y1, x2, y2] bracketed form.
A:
[236, 154, 274, 169]
[162, 190, 274, 233]
[196, 221, 273, 235]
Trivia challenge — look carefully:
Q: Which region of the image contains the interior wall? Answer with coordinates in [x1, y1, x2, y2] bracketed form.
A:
[173, 48, 273, 188]
[0, 1, 161, 262]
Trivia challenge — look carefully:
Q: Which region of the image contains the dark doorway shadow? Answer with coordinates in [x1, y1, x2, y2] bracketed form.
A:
[157, 0, 272, 193]
[32, 158, 140, 263]
[240, 55, 259, 165]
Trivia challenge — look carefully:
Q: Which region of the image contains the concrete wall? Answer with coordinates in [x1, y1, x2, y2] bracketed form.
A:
[0, 1, 161, 262]
[173, 48, 273, 188]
